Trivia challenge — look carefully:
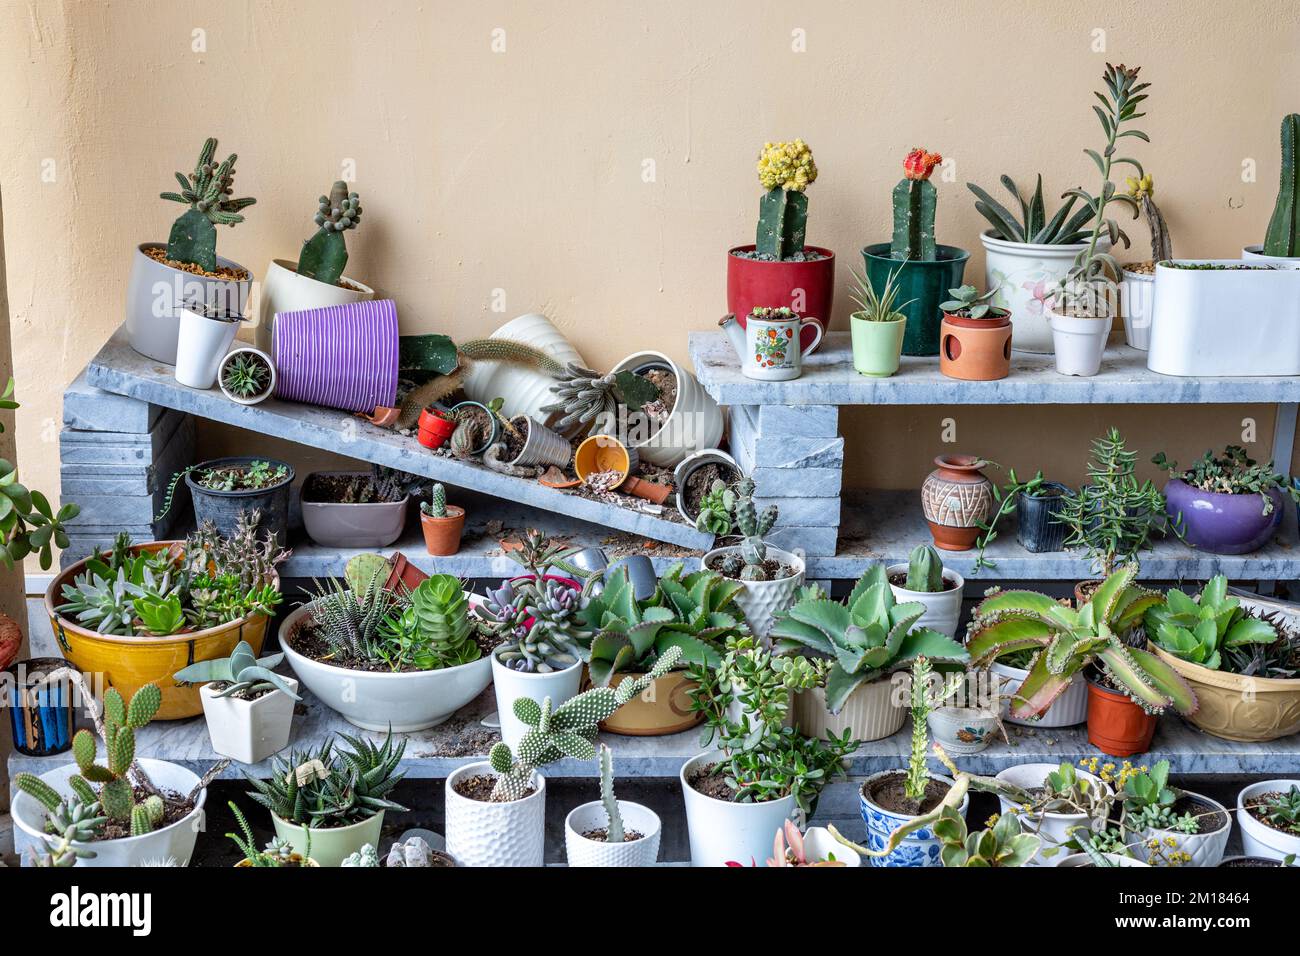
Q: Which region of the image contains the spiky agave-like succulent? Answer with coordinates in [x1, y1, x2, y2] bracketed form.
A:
[173, 638, 301, 699]
[220, 352, 270, 398]
[306, 571, 409, 663]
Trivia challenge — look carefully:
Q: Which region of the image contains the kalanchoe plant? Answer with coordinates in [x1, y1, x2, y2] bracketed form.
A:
[174, 639, 301, 700]
[753, 139, 818, 261]
[939, 284, 1003, 319]
[1153, 445, 1300, 515]
[967, 173, 1100, 245]
[159, 137, 256, 273]
[891, 147, 943, 261]
[1263, 114, 1299, 257]
[298, 181, 362, 286]
[1145, 576, 1278, 672]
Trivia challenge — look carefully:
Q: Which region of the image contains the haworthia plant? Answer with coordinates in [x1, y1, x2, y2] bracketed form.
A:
[160, 137, 255, 272]
[298, 181, 362, 286]
[1264, 114, 1299, 257]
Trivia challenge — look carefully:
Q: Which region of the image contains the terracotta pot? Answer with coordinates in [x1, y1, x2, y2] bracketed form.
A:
[421, 506, 466, 556]
[920, 454, 993, 551]
[939, 310, 1012, 381]
[1086, 680, 1156, 757]
[599, 671, 703, 736]
[384, 552, 429, 593]
[417, 408, 456, 449]
[1151, 643, 1300, 742]
[726, 245, 835, 353]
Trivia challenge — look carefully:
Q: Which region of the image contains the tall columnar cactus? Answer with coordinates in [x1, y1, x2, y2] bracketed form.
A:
[68, 684, 163, 831]
[426, 483, 447, 518]
[160, 137, 256, 272]
[902, 656, 934, 812]
[298, 181, 363, 286]
[754, 140, 817, 260]
[890, 148, 942, 261]
[597, 744, 626, 843]
[1264, 114, 1300, 257]
[905, 543, 945, 593]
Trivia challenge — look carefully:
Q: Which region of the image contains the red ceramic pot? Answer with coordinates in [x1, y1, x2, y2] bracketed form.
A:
[727, 245, 835, 353]
[417, 408, 456, 449]
[1087, 680, 1157, 757]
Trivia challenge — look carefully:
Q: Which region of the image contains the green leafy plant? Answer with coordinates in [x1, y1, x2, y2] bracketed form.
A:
[973, 468, 1049, 572]
[30, 798, 106, 867]
[967, 173, 1100, 245]
[1120, 760, 1198, 835]
[298, 181, 362, 286]
[1258, 785, 1300, 835]
[904, 543, 947, 593]
[939, 284, 1003, 319]
[219, 352, 271, 399]
[226, 801, 313, 866]
[1263, 114, 1299, 257]
[1145, 576, 1278, 671]
[159, 137, 255, 272]
[848, 264, 914, 322]
[933, 805, 1041, 867]
[173, 639, 301, 700]
[694, 478, 735, 535]
[714, 477, 779, 581]
[891, 147, 942, 260]
[1153, 445, 1300, 515]
[0, 378, 78, 569]
[134, 593, 187, 636]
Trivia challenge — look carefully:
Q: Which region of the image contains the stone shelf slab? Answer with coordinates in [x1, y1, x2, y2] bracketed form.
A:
[84, 327, 712, 550]
[689, 331, 1300, 407]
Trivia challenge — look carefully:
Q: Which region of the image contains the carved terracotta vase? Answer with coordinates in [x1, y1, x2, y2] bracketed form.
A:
[921, 455, 993, 551]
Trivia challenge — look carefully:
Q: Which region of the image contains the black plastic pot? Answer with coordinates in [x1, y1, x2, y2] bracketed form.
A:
[1016, 481, 1073, 553]
[186, 456, 295, 544]
[6, 657, 76, 757]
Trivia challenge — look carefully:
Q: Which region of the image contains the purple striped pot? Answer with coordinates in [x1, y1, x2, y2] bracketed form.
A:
[273, 299, 399, 413]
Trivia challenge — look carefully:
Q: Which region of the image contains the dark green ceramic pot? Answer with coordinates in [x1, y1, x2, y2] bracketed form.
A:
[862, 243, 970, 356]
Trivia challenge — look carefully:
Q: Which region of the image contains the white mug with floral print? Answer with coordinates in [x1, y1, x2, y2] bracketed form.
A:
[729, 308, 824, 381]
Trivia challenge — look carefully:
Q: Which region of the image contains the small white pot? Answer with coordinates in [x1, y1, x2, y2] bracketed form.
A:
[564, 800, 662, 867]
[610, 350, 725, 468]
[801, 826, 861, 866]
[459, 312, 588, 423]
[1046, 304, 1110, 376]
[1237, 779, 1300, 862]
[703, 545, 804, 639]
[996, 762, 1113, 866]
[199, 679, 298, 764]
[218, 346, 276, 405]
[12, 758, 206, 867]
[673, 449, 739, 526]
[680, 751, 795, 867]
[859, 770, 970, 867]
[886, 564, 964, 638]
[1121, 268, 1155, 350]
[927, 705, 1000, 755]
[1242, 244, 1300, 268]
[490, 655, 583, 750]
[445, 761, 546, 867]
[1131, 791, 1231, 867]
[1056, 852, 1150, 867]
[988, 661, 1088, 728]
[175, 304, 242, 389]
[253, 258, 375, 355]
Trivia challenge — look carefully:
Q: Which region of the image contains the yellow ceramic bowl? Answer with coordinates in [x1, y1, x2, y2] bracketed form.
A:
[45, 542, 277, 720]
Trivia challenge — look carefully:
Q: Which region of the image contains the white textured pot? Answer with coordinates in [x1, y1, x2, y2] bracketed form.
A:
[1121, 268, 1154, 350]
[996, 763, 1113, 866]
[1056, 852, 1150, 867]
[253, 258, 375, 355]
[793, 676, 906, 742]
[279, 597, 492, 731]
[673, 449, 739, 525]
[859, 770, 970, 867]
[1047, 304, 1110, 376]
[218, 346, 276, 405]
[980, 230, 1108, 354]
[704, 545, 804, 639]
[680, 751, 796, 867]
[1132, 791, 1231, 867]
[610, 351, 725, 468]
[445, 761, 546, 867]
[988, 661, 1089, 728]
[886, 564, 964, 638]
[272, 811, 383, 868]
[1147, 260, 1300, 377]
[564, 800, 662, 867]
[490, 655, 583, 750]
[1237, 779, 1300, 862]
[460, 313, 588, 423]
[174, 305, 242, 389]
[927, 705, 1000, 755]
[13, 758, 206, 867]
[199, 678, 298, 764]
[1242, 244, 1300, 268]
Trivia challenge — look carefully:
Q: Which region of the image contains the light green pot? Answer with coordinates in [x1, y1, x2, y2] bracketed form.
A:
[271, 811, 384, 867]
[850, 313, 907, 377]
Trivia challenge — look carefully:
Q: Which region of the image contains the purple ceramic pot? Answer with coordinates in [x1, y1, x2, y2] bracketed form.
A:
[1164, 478, 1283, 555]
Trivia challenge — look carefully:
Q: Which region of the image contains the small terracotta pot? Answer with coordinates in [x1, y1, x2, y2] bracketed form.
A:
[939, 310, 1012, 381]
[417, 408, 456, 449]
[1087, 680, 1157, 757]
[1074, 579, 1102, 607]
[920, 454, 993, 551]
[421, 506, 466, 556]
[384, 552, 429, 593]
[599, 672, 703, 736]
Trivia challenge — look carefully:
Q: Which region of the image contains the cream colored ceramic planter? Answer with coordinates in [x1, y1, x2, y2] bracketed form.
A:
[793, 675, 905, 742]
[253, 258, 374, 354]
[459, 313, 588, 423]
[1151, 645, 1300, 742]
[610, 350, 725, 468]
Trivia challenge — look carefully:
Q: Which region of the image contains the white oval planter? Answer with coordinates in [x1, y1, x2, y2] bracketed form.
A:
[460, 313, 588, 424]
[272, 810, 383, 868]
[1242, 244, 1300, 268]
[199, 678, 298, 764]
[859, 770, 970, 867]
[980, 230, 1108, 354]
[1121, 268, 1154, 350]
[175, 304, 243, 389]
[886, 564, 964, 638]
[564, 799, 662, 867]
[610, 351, 725, 468]
[279, 597, 492, 732]
[218, 346, 277, 404]
[253, 258, 375, 355]
[673, 449, 739, 526]
[12, 758, 206, 867]
[1132, 791, 1231, 867]
[703, 545, 804, 639]
[680, 751, 795, 867]
[1237, 779, 1300, 862]
[490, 655, 583, 750]
[801, 826, 861, 866]
[793, 675, 905, 742]
[988, 661, 1088, 728]
[1046, 303, 1110, 376]
[996, 762, 1112, 866]
[445, 761, 546, 866]
[1056, 852, 1150, 867]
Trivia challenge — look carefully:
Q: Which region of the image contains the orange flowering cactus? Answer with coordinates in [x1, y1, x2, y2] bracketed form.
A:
[903, 147, 942, 182]
[892, 147, 942, 260]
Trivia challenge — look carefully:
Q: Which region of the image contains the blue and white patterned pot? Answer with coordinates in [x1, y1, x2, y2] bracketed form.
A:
[859, 770, 969, 867]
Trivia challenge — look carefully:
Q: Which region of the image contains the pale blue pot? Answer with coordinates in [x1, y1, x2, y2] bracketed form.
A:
[859, 770, 969, 867]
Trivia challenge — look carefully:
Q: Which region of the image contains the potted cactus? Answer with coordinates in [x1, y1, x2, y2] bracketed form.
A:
[727, 140, 834, 353]
[863, 148, 969, 356]
[254, 180, 375, 354]
[564, 744, 662, 867]
[1243, 114, 1300, 264]
[886, 544, 965, 638]
[126, 137, 256, 364]
[420, 482, 466, 555]
[1119, 173, 1172, 350]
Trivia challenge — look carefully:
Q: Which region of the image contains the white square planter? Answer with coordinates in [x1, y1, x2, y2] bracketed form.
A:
[200, 678, 298, 764]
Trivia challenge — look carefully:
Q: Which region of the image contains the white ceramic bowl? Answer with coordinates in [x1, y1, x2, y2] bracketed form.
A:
[1236, 779, 1300, 862]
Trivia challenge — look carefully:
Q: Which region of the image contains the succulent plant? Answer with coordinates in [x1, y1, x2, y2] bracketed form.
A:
[173, 639, 301, 700]
[298, 181, 362, 286]
[1153, 445, 1300, 515]
[540, 363, 660, 434]
[1120, 760, 1199, 834]
[718, 477, 778, 582]
[891, 147, 942, 261]
[57, 568, 139, 636]
[219, 352, 271, 399]
[967, 173, 1101, 245]
[485, 578, 589, 674]
[1145, 576, 1278, 671]
[932, 805, 1041, 867]
[159, 137, 255, 272]
[31, 798, 107, 867]
[754, 140, 817, 260]
[1126, 173, 1172, 262]
[939, 284, 1002, 319]
[904, 543, 946, 593]
[70, 684, 163, 832]
[848, 263, 914, 322]
[389, 573, 481, 669]
[596, 744, 627, 843]
[1263, 114, 1299, 257]
[694, 479, 735, 535]
[307, 570, 409, 664]
[226, 801, 313, 866]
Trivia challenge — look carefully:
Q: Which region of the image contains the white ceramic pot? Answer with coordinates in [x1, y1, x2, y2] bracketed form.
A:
[279, 597, 493, 732]
[886, 564, 964, 638]
[703, 545, 804, 639]
[218, 347, 276, 405]
[801, 826, 861, 866]
[988, 661, 1088, 728]
[460, 313, 588, 423]
[1121, 268, 1154, 350]
[1046, 303, 1110, 376]
[272, 811, 383, 868]
[1236, 779, 1300, 861]
[490, 655, 583, 750]
[996, 762, 1113, 866]
[980, 231, 1108, 354]
[793, 676, 906, 742]
[199, 678, 298, 764]
[445, 761, 546, 867]
[610, 350, 725, 468]
[1131, 791, 1231, 867]
[927, 705, 1000, 754]
[680, 751, 796, 867]
[1242, 244, 1300, 268]
[12, 758, 206, 867]
[253, 258, 375, 355]
[673, 449, 739, 526]
[1056, 852, 1150, 867]
[1147, 260, 1300, 376]
[564, 799, 662, 867]
[174, 304, 242, 389]
[859, 770, 970, 867]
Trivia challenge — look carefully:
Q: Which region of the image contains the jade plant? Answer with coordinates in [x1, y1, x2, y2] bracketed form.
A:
[1153, 445, 1300, 515]
[1263, 114, 1299, 257]
[1145, 576, 1278, 671]
[159, 137, 256, 273]
[715, 477, 779, 581]
[298, 181, 362, 286]
[891, 147, 942, 261]
[904, 544, 948, 593]
[173, 639, 301, 700]
[967, 173, 1100, 245]
[753, 139, 818, 261]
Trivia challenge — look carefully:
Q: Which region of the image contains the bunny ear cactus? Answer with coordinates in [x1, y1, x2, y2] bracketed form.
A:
[597, 743, 626, 843]
[160, 137, 255, 273]
[299, 181, 363, 286]
[891, 148, 942, 261]
[1264, 114, 1299, 257]
[755, 140, 817, 260]
[63, 684, 164, 832]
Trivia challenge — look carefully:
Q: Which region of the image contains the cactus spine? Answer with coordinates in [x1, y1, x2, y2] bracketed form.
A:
[905, 543, 945, 593]
[1264, 114, 1300, 257]
[160, 137, 255, 272]
[14, 772, 64, 813]
[597, 744, 625, 843]
[891, 148, 942, 261]
[298, 181, 362, 286]
[753, 140, 817, 260]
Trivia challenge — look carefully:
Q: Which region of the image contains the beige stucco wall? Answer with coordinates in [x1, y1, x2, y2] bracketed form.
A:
[1, 0, 1298, 534]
